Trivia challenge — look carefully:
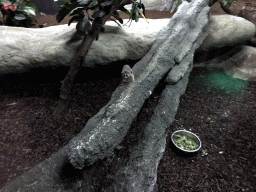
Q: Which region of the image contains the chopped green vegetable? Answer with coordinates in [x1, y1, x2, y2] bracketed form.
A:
[174, 135, 198, 150]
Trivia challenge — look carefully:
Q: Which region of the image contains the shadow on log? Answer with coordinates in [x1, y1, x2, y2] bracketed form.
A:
[0, 0, 211, 191]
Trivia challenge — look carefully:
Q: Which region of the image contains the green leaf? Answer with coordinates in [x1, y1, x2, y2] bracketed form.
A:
[56, 2, 80, 23]
[92, 10, 105, 18]
[90, 17, 103, 32]
[134, 7, 139, 22]
[112, 10, 119, 18]
[112, 11, 123, 24]
[14, 14, 26, 20]
[58, 0, 70, 3]
[23, 6, 36, 16]
[222, 0, 238, 8]
[87, 0, 98, 8]
[131, 5, 139, 21]
[76, 15, 92, 35]
[68, 14, 84, 26]
[118, 18, 123, 24]
[69, 6, 84, 16]
[141, 3, 146, 17]
[77, 0, 91, 5]
[119, 6, 131, 16]
[93, 6, 100, 12]
[100, 0, 113, 7]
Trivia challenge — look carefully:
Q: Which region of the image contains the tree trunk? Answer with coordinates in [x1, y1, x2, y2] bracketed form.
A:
[1, 0, 210, 191]
[53, 33, 96, 116]
[53, 0, 132, 116]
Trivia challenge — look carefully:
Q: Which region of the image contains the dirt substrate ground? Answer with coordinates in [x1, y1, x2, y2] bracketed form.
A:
[1, 0, 256, 191]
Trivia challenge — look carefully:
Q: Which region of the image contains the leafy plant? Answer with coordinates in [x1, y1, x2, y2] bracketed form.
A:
[123, 0, 148, 27]
[220, 0, 238, 8]
[55, 0, 148, 36]
[0, 0, 38, 27]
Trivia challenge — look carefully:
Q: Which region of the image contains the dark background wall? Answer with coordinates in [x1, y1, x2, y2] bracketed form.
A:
[33, 0, 64, 15]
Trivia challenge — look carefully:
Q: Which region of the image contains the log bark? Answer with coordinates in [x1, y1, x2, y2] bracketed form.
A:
[1, 0, 210, 191]
[67, 0, 210, 169]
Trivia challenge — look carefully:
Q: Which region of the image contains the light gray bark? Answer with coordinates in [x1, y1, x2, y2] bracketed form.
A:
[67, 0, 210, 170]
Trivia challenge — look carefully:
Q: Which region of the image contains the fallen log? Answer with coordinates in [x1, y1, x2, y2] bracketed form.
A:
[67, 0, 211, 170]
[104, 9, 210, 190]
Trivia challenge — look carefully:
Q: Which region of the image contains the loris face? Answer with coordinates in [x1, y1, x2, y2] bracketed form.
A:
[121, 65, 135, 83]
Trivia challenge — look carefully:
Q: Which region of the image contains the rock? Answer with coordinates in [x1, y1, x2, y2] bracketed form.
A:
[1, 14, 255, 75]
[224, 45, 256, 81]
[199, 15, 256, 51]
[248, 37, 256, 47]
[0, 19, 169, 74]
[238, 4, 256, 35]
[194, 45, 256, 81]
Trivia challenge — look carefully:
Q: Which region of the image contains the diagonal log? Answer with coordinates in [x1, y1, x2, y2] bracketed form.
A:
[104, 3, 210, 190]
[1, 0, 210, 191]
[67, 0, 211, 170]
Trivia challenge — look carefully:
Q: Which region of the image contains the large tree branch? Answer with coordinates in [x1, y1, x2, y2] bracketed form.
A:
[67, 0, 210, 169]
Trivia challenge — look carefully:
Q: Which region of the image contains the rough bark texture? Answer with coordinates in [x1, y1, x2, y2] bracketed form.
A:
[67, 0, 210, 170]
[0, 0, 210, 191]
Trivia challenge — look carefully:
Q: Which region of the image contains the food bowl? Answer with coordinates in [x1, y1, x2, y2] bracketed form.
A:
[171, 130, 201, 153]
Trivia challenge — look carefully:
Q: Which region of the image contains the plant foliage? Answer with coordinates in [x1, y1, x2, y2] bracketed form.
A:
[221, 0, 238, 8]
[0, 0, 38, 27]
[55, 0, 148, 36]
[76, 14, 92, 34]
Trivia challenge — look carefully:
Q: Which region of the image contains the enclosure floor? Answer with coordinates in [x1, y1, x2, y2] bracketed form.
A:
[1, 0, 256, 191]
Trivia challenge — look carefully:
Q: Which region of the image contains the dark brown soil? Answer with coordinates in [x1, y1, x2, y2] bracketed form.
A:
[1, 1, 256, 191]
[158, 68, 256, 191]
